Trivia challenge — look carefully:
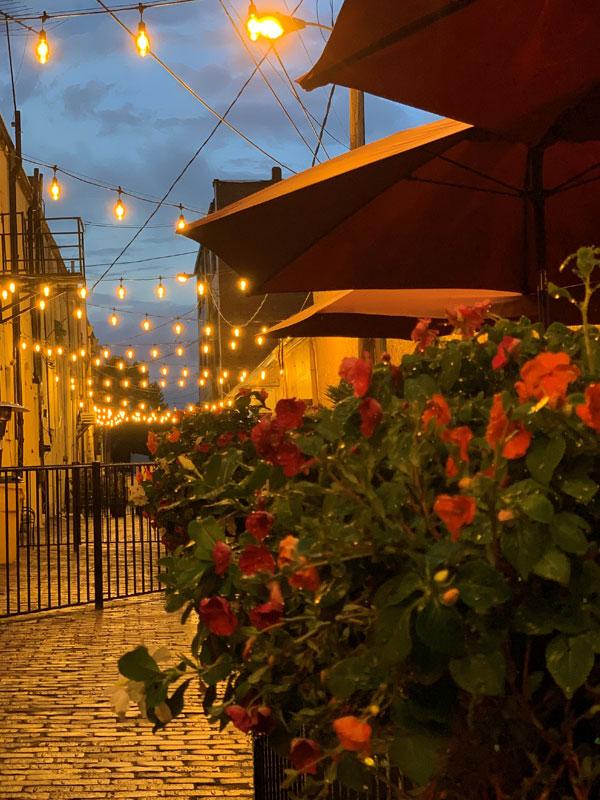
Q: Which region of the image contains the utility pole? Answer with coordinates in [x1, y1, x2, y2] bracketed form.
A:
[349, 89, 365, 150]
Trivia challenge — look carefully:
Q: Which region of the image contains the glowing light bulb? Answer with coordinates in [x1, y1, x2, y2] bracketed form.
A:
[230, 341, 237, 350]
[110, 310, 118, 326]
[219, 377, 224, 385]
[114, 189, 125, 221]
[34, 344, 41, 353]
[50, 167, 60, 200]
[142, 314, 151, 331]
[117, 361, 124, 370]
[176, 205, 186, 231]
[240, 375, 245, 383]
[8, 282, 16, 293]
[262, 326, 268, 333]
[202, 344, 209, 354]
[139, 364, 147, 373]
[103, 349, 110, 359]
[261, 370, 266, 380]
[20, 341, 27, 350]
[71, 353, 77, 362]
[257, 336, 264, 345]
[203, 369, 209, 378]
[46, 347, 53, 357]
[126, 348, 134, 359]
[79, 286, 87, 299]
[239, 278, 248, 291]
[104, 379, 112, 388]
[199, 378, 205, 387]
[141, 379, 148, 388]
[75, 307, 83, 319]
[223, 370, 229, 379]
[187, 404, 194, 413]
[36, 28, 49, 64]
[38, 299, 46, 311]
[1, 289, 8, 301]
[178, 379, 185, 387]
[176, 346, 184, 356]
[242, 371, 247, 378]
[136, 18, 149, 56]
[182, 368, 189, 378]
[43, 285, 50, 297]
[105, 395, 112, 403]
[151, 348, 159, 359]
[156, 277, 165, 298]
[174, 320, 183, 335]
[87, 378, 93, 386]
[204, 325, 211, 336]
[161, 366, 168, 376]
[233, 328, 240, 337]
[123, 380, 129, 388]
[57, 347, 63, 356]
[159, 379, 166, 388]
[55, 375, 59, 383]
[80, 348, 86, 357]
[197, 281, 205, 296]
[176, 274, 188, 284]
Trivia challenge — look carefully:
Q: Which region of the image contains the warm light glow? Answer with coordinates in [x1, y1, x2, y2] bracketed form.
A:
[174, 321, 183, 335]
[79, 286, 87, 299]
[104, 379, 112, 388]
[182, 367, 189, 378]
[199, 378, 205, 386]
[176, 273, 189, 284]
[117, 281, 126, 300]
[110, 311, 119, 326]
[20, 341, 26, 350]
[204, 325, 211, 336]
[219, 377, 224, 385]
[136, 20, 149, 56]
[230, 341, 237, 350]
[240, 374, 245, 382]
[139, 364, 147, 373]
[261, 370, 266, 380]
[156, 278, 165, 298]
[257, 336, 264, 345]
[151, 348, 159, 358]
[178, 379, 185, 387]
[176, 205, 186, 231]
[203, 369, 209, 378]
[38, 299, 46, 311]
[8, 281, 16, 293]
[140, 379, 148, 388]
[262, 326, 268, 333]
[55, 375, 59, 383]
[46, 347, 53, 357]
[161, 366, 168, 376]
[122, 399, 128, 407]
[187, 404, 194, 413]
[223, 370, 228, 379]
[71, 353, 77, 362]
[176, 346, 184, 356]
[36, 29, 49, 64]
[197, 281, 206, 296]
[105, 395, 112, 403]
[159, 379, 166, 388]
[126, 348, 134, 359]
[142, 315, 151, 331]
[94, 357, 101, 366]
[239, 278, 248, 291]
[75, 307, 83, 319]
[87, 378, 93, 386]
[233, 327, 240, 337]
[114, 190, 125, 221]
[57, 347, 63, 356]
[34, 343, 41, 353]
[103, 349, 110, 359]
[202, 344, 209, 354]
[1, 289, 7, 301]
[80, 348, 86, 357]
[43, 285, 51, 297]
[247, 10, 284, 41]
[117, 361, 124, 370]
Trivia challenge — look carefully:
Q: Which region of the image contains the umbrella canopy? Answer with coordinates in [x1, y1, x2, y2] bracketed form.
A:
[298, 0, 600, 147]
[267, 289, 534, 339]
[183, 118, 600, 299]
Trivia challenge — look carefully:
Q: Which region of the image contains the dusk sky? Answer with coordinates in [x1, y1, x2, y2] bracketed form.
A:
[0, 0, 435, 405]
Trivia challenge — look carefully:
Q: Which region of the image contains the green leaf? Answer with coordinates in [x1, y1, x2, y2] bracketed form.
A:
[295, 433, 325, 457]
[415, 601, 464, 656]
[337, 753, 370, 792]
[118, 646, 161, 681]
[326, 654, 383, 699]
[519, 493, 554, 524]
[439, 349, 462, 392]
[513, 598, 556, 635]
[203, 655, 233, 686]
[177, 454, 200, 475]
[501, 524, 545, 580]
[546, 634, 594, 697]
[390, 733, 446, 785]
[375, 605, 413, 667]
[167, 678, 191, 718]
[203, 454, 223, 487]
[533, 547, 571, 585]
[559, 477, 599, 504]
[551, 512, 590, 555]
[547, 282, 574, 303]
[526, 436, 565, 484]
[456, 561, 510, 612]
[404, 374, 438, 402]
[449, 651, 505, 696]
[188, 516, 225, 558]
[373, 572, 422, 608]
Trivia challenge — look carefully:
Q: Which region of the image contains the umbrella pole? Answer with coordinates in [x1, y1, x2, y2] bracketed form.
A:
[531, 148, 549, 327]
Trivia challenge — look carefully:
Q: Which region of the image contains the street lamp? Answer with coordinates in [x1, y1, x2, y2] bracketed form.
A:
[246, 3, 364, 149]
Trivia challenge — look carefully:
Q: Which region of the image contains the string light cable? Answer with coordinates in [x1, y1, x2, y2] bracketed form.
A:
[5, 0, 200, 23]
[89, 45, 281, 292]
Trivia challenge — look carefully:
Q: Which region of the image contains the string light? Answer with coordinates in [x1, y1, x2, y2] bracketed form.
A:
[71, 353, 77, 362]
[178, 379, 185, 387]
[94, 357, 101, 366]
[156, 277, 165, 298]
[161, 366, 168, 376]
[197, 281, 205, 296]
[80, 348, 86, 357]
[257, 335, 264, 345]
[104, 379, 112, 387]
[204, 325, 211, 336]
[34, 344, 41, 353]
[261, 326, 268, 333]
[117, 279, 126, 300]
[139, 363, 147, 373]
[43, 285, 50, 297]
[230, 341, 237, 350]
[176, 273, 189, 283]
[199, 378, 205, 386]
[223, 370, 229, 379]
[20, 341, 27, 351]
[261, 370, 266, 380]
[202, 369, 209, 378]
[8, 282, 16, 293]
[233, 327, 240, 337]
[110, 309, 119, 326]
[79, 286, 87, 299]
[140, 379, 148, 388]
[122, 380, 130, 388]
[36, 25, 49, 64]
[176, 204, 186, 231]
[46, 347, 53, 357]
[75, 307, 83, 319]
[57, 346, 63, 356]
[159, 379, 167, 388]
[114, 188, 125, 221]
[202, 344, 209, 354]
[173, 319, 183, 335]
[1, 289, 7, 301]
[136, 7, 150, 56]
[38, 299, 46, 311]
[181, 367, 189, 378]
[239, 278, 248, 291]
[142, 314, 151, 331]
[218, 377, 224, 385]
[126, 347, 134, 359]
[151, 347, 159, 358]
[50, 166, 60, 200]
[117, 361, 124, 370]
[103, 349, 110, 359]
[176, 346, 185, 356]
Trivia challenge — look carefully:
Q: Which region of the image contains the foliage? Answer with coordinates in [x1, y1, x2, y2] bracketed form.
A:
[118, 250, 600, 800]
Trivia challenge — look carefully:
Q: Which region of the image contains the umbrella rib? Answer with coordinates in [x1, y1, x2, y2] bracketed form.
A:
[422, 148, 521, 193]
[405, 176, 519, 199]
[547, 161, 600, 195]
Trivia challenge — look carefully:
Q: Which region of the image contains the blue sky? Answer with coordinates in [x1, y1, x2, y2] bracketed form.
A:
[0, 0, 434, 405]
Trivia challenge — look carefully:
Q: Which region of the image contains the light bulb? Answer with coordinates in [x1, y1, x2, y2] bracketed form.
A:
[46, 347, 53, 357]
[176, 205, 186, 231]
[75, 307, 83, 319]
[139, 364, 147, 373]
[230, 341, 237, 350]
[233, 327, 240, 337]
[117, 361, 124, 370]
[151, 348, 159, 358]
[80, 348, 86, 357]
[104, 379, 111, 387]
[223, 370, 228, 379]
[105, 395, 112, 403]
[219, 377, 224, 385]
[161, 366, 168, 376]
[114, 189, 125, 221]
[87, 378, 93, 386]
[142, 315, 151, 331]
[55, 375, 59, 383]
[199, 378, 205, 387]
[126, 348, 134, 359]
[136, 19, 149, 56]
[159, 379, 166, 388]
[261, 370, 266, 380]
[94, 357, 101, 366]
[176, 274, 188, 284]
[71, 353, 77, 362]
[239, 278, 247, 291]
[203, 369, 209, 378]
[1, 289, 7, 301]
[261, 326, 268, 333]
[57, 347, 63, 356]
[43, 285, 50, 297]
[176, 346, 184, 356]
[36, 29, 49, 64]
[50, 167, 60, 200]
[197, 282, 205, 296]
[182, 368, 189, 378]
[240, 375, 245, 383]
[257, 336, 264, 345]
[38, 299, 46, 311]
[178, 379, 185, 387]
[20, 341, 27, 350]
[156, 277, 165, 298]
[141, 379, 148, 388]
[110, 311, 118, 326]
[117, 281, 126, 300]
[204, 325, 211, 336]
[174, 321, 183, 335]
[103, 349, 110, 359]
[79, 287, 87, 299]
[34, 344, 41, 353]
[202, 344, 209, 354]
[123, 380, 129, 388]
[8, 282, 16, 293]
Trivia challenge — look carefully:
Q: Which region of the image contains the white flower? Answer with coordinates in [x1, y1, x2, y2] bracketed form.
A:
[157, 457, 170, 473]
[110, 686, 130, 719]
[128, 482, 147, 506]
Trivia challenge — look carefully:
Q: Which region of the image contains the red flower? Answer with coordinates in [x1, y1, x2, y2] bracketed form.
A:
[217, 432, 235, 448]
[338, 354, 373, 397]
[289, 739, 321, 775]
[251, 415, 286, 460]
[239, 544, 276, 576]
[576, 383, 600, 433]
[212, 541, 231, 577]
[195, 441, 211, 453]
[198, 596, 238, 636]
[276, 441, 308, 476]
[259, 389, 269, 401]
[238, 430, 249, 442]
[146, 431, 158, 455]
[275, 398, 306, 429]
[515, 352, 580, 407]
[441, 426, 473, 477]
[245, 511, 274, 541]
[239, 387, 251, 397]
[225, 704, 275, 734]
[277, 535, 298, 568]
[242, 636, 256, 660]
[411, 317, 439, 352]
[492, 336, 521, 370]
[249, 600, 283, 630]
[422, 394, 451, 429]
[446, 301, 491, 338]
[486, 393, 531, 459]
[288, 565, 320, 591]
[358, 397, 383, 438]
[333, 716, 372, 754]
[434, 495, 476, 542]
[165, 427, 180, 443]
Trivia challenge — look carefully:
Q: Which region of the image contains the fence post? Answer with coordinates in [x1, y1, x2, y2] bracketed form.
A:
[92, 461, 103, 610]
[72, 465, 81, 552]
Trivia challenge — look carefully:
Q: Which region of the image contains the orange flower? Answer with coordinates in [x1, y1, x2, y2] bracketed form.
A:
[146, 431, 158, 455]
[277, 535, 299, 568]
[486, 393, 531, 459]
[288, 565, 320, 591]
[422, 394, 450, 429]
[433, 495, 476, 542]
[333, 716, 371, 754]
[576, 383, 600, 433]
[441, 426, 472, 476]
[515, 352, 580, 407]
[165, 427, 180, 443]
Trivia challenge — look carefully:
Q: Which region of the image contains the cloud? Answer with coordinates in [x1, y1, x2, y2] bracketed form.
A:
[63, 80, 114, 118]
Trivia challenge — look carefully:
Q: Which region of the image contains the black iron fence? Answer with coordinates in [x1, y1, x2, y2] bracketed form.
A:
[253, 737, 401, 800]
[0, 462, 163, 617]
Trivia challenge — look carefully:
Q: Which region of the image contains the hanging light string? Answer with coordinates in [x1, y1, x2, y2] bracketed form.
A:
[208, 287, 270, 329]
[7, 0, 199, 22]
[85, 250, 197, 269]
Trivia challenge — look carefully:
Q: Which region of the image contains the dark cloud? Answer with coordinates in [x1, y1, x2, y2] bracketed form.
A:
[63, 80, 114, 118]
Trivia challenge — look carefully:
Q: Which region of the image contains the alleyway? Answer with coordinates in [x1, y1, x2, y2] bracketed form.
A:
[0, 595, 254, 799]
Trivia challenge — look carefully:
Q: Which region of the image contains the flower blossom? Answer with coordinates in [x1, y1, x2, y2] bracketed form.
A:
[515, 352, 580, 407]
[239, 544, 276, 576]
[485, 393, 531, 459]
[249, 599, 283, 630]
[146, 431, 158, 455]
[289, 738, 321, 775]
[411, 318, 439, 352]
[338, 354, 373, 397]
[277, 535, 299, 568]
[422, 394, 451, 429]
[576, 383, 600, 433]
[333, 716, 372, 754]
[212, 541, 231, 577]
[217, 432, 235, 448]
[165, 427, 180, 444]
[358, 397, 383, 438]
[446, 301, 491, 338]
[245, 511, 275, 541]
[492, 336, 521, 370]
[198, 596, 238, 636]
[441, 426, 473, 477]
[225, 704, 275, 734]
[433, 495, 476, 542]
[275, 398, 306, 429]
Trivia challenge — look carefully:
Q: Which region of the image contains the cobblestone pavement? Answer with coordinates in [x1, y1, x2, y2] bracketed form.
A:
[0, 594, 254, 799]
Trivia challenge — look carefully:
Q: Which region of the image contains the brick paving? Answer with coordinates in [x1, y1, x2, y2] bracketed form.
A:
[0, 594, 254, 799]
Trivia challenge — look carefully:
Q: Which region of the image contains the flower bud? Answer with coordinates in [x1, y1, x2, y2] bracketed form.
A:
[441, 588, 460, 606]
[433, 569, 449, 583]
[498, 509, 515, 523]
[368, 704, 380, 715]
[363, 756, 375, 767]
[458, 476, 473, 490]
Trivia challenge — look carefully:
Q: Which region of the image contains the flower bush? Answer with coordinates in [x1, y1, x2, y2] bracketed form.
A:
[117, 249, 600, 800]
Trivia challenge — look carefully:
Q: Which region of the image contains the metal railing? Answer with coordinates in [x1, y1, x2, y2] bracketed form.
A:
[0, 462, 163, 617]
